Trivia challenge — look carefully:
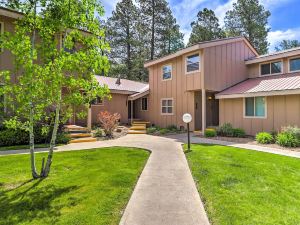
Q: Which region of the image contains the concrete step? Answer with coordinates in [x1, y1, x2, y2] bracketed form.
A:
[129, 126, 146, 131]
[69, 137, 97, 143]
[128, 130, 147, 134]
[65, 125, 89, 132]
[69, 133, 92, 138]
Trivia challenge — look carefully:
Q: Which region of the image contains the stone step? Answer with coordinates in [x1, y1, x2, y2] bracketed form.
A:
[69, 133, 92, 138]
[128, 130, 147, 134]
[65, 125, 89, 132]
[69, 137, 97, 143]
[129, 126, 146, 131]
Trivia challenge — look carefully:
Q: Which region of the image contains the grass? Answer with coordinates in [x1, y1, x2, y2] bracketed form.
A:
[0, 143, 53, 151]
[186, 144, 300, 225]
[0, 147, 149, 225]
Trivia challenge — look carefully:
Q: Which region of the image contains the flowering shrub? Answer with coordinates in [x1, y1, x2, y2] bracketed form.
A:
[98, 111, 121, 137]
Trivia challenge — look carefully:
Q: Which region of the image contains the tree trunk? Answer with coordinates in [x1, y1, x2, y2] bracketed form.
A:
[150, 0, 155, 60]
[29, 104, 40, 179]
[41, 95, 61, 177]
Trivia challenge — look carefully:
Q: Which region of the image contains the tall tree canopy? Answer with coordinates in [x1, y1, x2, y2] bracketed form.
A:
[0, 0, 110, 178]
[224, 0, 271, 54]
[188, 8, 225, 46]
[275, 40, 300, 51]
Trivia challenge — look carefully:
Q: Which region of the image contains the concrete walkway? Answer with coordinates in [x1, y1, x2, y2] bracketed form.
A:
[0, 134, 210, 225]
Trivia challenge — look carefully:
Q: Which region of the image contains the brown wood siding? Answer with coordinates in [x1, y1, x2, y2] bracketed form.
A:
[219, 95, 300, 135]
[91, 93, 129, 125]
[204, 40, 256, 91]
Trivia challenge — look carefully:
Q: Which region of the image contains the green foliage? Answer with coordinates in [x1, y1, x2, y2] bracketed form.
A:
[232, 128, 246, 138]
[159, 128, 168, 135]
[275, 40, 300, 51]
[55, 132, 71, 144]
[204, 128, 217, 137]
[93, 128, 104, 137]
[166, 124, 178, 132]
[146, 127, 158, 134]
[276, 132, 300, 148]
[282, 126, 300, 139]
[188, 8, 225, 46]
[256, 132, 274, 144]
[224, 0, 271, 54]
[217, 123, 234, 137]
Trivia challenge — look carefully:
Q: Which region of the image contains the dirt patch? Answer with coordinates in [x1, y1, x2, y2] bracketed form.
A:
[94, 126, 129, 141]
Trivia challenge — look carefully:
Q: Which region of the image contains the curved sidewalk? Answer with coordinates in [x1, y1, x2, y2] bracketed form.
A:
[0, 134, 210, 225]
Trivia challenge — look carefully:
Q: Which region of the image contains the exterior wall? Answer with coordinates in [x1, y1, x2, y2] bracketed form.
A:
[219, 94, 300, 135]
[135, 95, 151, 122]
[204, 40, 257, 91]
[145, 51, 203, 130]
[91, 93, 129, 125]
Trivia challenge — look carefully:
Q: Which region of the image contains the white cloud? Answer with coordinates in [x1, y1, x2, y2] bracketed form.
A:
[268, 28, 300, 52]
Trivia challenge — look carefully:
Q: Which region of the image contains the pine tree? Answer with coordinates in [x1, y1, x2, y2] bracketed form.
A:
[188, 8, 225, 46]
[275, 40, 300, 51]
[224, 0, 270, 54]
[106, 0, 139, 80]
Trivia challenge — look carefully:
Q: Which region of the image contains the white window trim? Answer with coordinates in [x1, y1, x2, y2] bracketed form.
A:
[243, 97, 267, 119]
[141, 97, 148, 111]
[259, 60, 283, 77]
[185, 52, 200, 74]
[288, 56, 300, 73]
[162, 64, 172, 81]
[161, 98, 174, 115]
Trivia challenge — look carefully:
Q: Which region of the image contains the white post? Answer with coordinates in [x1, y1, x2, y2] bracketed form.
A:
[87, 106, 92, 130]
[202, 89, 206, 134]
[131, 100, 133, 125]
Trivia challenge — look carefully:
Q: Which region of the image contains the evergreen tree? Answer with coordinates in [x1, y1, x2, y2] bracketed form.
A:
[188, 8, 225, 46]
[106, 0, 139, 80]
[224, 0, 270, 54]
[275, 40, 300, 51]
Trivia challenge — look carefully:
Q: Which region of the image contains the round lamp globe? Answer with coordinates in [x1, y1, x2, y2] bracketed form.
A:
[182, 113, 192, 123]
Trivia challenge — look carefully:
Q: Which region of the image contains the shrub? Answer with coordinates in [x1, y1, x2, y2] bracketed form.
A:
[282, 126, 300, 139]
[56, 132, 71, 144]
[166, 124, 178, 132]
[217, 123, 234, 137]
[147, 127, 158, 134]
[256, 132, 274, 144]
[93, 128, 104, 137]
[159, 128, 168, 135]
[232, 128, 246, 138]
[98, 111, 121, 137]
[276, 132, 300, 147]
[204, 128, 217, 137]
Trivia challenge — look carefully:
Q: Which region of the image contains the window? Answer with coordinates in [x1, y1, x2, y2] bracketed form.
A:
[161, 99, 173, 114]
[92, 96, 103, 105]
[260, 61, 282, 76]
[141, 97, 148, 111]
[61, 34, 76, 53]
[162, 65, 172, 80]
[186, 54, 200, 73]
[290, 58, 300, 72]
[245, 97, 266, 118]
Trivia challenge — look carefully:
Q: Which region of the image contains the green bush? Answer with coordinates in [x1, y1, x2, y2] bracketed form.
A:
[217, 123, 234, 137]
[147, 127, 158, 134]
[166, 124, 178, 132]
[256, 132, 274, 144]
[282, 126, 300, 139]
[232, 128, 246, 138]
[93, 128, 104, 137]
[159, 128, 168, 135]
[204, 128, 217, 137]
[56, 132, 71, 144]
[276, 132, 300, 147]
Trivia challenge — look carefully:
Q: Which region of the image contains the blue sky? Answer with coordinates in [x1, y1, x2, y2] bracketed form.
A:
[101, 0, 300, 52]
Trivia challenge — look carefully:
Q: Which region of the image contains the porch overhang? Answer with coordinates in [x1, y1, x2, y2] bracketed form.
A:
[128, 89, 149, 101]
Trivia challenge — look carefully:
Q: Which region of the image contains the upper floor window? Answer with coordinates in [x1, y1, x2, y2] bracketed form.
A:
[260, 61, 282, 76]
[289, 58, 300, 72]
[162, 65, 172, 80]
[92, 96, 103, 105]
[245, 97, 266, 118]
[161, 98, 173, 115]
[141, 97, 148, 111]
[186, 54, 200, 73]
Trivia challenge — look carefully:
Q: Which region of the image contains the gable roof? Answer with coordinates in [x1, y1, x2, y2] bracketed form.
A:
[95, 75, 149, 94]
[245, 47, 300, 65]
[144, 36, 258, 68]
[216, 73, 300, 99]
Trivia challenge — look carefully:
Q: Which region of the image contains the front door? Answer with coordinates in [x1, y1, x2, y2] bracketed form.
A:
[128, 101, 136, 119]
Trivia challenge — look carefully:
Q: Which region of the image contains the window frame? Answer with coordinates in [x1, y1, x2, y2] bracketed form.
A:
[259, 60, 283, 77]
[161, 98, 174, 115]
[92, 96, 104, 106]
[185, 53, 200, 74]
[243, 96, 267, 119]
[141, 97, 148, 111]
[288, 57, 300, 73]
[162, 64, 172, 81]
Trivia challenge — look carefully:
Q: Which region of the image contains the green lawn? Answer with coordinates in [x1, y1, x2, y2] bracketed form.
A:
[0, 143, 51, 151]
[0, 147, 149, 225]
[186, 144, 300, 225]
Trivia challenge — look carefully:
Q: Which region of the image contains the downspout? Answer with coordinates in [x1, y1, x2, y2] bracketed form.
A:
[131, 100, 133, 125]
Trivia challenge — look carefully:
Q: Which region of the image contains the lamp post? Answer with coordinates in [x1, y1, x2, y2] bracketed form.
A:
[182, 113, 192, 152]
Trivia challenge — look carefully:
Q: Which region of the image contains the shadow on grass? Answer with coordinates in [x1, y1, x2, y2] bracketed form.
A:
[0, 179, 80, 224]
